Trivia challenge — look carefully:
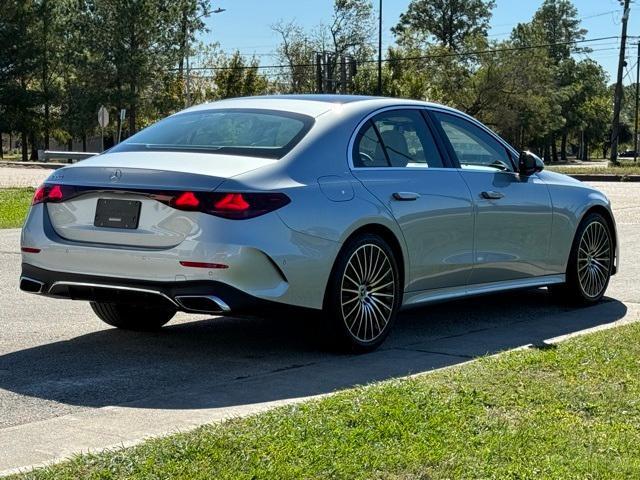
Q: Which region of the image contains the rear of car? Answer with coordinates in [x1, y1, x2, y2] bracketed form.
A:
[19, 105, 330, 318]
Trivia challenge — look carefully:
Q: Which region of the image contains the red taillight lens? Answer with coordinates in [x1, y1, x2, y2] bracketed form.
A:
[32, 185, 46, 205]
[48, 185, 64, 201]
[213, 193, 250, 211]
[32, 184, 66, 205]
[207, 192, 290, 219]
[172, 191, 200, 210]
[167, 191, 290, 219]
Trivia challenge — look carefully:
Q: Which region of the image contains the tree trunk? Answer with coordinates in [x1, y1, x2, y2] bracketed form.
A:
[560, 130, 568, 161]
[0, 132, 3, 159]
[543, 144, 551, 163]
[29, 132, 38, 161]
[82, 134, 86, 152]
[129, 102, 136, 135]
[44, 103, 50, 149]
[21, 131, 28, 162]
[551, 136, 558, 163]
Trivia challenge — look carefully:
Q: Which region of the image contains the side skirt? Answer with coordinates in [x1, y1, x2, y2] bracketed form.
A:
[401, 274, 566, 310]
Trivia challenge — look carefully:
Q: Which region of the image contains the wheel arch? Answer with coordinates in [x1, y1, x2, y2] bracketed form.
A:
[325, 223, 407, 305]
[578, 204, 618, 274]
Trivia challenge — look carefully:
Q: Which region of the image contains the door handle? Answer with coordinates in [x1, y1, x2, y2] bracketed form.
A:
[393, 192, 420, 201]
[480, 191, 505, 200]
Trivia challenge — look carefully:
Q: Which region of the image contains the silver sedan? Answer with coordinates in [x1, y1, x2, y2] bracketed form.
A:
[20, 95, 619, 351]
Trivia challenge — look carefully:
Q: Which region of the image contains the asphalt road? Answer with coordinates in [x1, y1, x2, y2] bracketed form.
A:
[0, 182, 638, 474]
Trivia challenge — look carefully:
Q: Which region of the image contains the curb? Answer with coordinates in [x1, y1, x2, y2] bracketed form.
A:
[0, 161, 67, 170]
[567, 174, 640, 182]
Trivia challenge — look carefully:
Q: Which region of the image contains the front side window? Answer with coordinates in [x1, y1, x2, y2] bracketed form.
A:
[110, 109, 314, 159]
[432, 112, 513, 171]
[353, 109, 444, 168]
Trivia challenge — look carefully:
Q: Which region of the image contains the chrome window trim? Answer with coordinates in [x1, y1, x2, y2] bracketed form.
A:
[348, 105, 452, 171]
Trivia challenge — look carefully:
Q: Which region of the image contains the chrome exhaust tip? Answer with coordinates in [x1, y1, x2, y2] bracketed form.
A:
[174, 295, 231, 314]
[19, 276, 45, 294]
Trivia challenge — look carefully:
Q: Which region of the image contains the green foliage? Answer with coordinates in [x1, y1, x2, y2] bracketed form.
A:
[393, 0, 496, 51]
[12, 322, 640, 478]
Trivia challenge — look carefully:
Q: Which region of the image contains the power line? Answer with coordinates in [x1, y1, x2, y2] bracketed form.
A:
[184, 35, 627, 72]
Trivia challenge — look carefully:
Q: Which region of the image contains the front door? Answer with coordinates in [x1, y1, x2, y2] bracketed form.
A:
[430, 110, 553, 284]
[351, 108, 474, 292]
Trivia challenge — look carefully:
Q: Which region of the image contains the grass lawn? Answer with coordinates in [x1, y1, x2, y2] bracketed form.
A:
[14, 321, 640, 479]
[548, 159, 640, 176]
[548, 165, 640, 175]
[0, 188, 33, 229]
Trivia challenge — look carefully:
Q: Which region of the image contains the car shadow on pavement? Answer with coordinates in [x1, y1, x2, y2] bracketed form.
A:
[0, 289, 628, 413]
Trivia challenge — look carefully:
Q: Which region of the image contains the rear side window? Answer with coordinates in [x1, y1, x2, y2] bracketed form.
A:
[110, 109, 314, 159]
[353, 109, 444, 168]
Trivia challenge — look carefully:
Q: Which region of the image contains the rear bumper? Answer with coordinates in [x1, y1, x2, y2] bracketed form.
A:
[21, 203, 340, 310]
[20, 263, 314, 316]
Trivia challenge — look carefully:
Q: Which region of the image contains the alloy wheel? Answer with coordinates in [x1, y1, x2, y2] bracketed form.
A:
[577, 220, 611, 299]
[340, 243, 396, 342]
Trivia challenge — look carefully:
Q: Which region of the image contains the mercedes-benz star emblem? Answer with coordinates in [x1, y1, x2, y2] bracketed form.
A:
[109, 169, 122, 182]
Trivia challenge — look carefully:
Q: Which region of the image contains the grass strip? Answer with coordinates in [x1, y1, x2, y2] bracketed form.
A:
[0, 188, 33, 229]
[14, 321, 640, 479]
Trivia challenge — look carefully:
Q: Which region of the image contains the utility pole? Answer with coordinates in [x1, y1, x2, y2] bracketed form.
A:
[377, 0, 382, 96]
[634, 41, 640, 162]
[610, 0, 631, 166]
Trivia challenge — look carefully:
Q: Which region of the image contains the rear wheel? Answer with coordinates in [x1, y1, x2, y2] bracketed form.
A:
[550, 212, 613, 304]
[90, 302, 176, 331]
[324, 234, 401, 352]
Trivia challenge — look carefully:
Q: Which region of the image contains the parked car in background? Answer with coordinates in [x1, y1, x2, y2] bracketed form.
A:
[20, 95, 618, 351]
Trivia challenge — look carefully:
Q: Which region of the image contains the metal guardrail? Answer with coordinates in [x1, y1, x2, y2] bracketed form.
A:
[37, 150, 99, 163]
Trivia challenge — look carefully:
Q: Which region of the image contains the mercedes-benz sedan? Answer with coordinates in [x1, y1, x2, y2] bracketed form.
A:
[20, 95, 618, 351]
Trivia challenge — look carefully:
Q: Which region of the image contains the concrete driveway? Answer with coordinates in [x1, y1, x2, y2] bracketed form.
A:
[0, 182, 638, 475]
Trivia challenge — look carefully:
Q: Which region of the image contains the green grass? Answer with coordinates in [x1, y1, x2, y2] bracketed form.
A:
[14, 322, 640, 479]
[0, 188, 33, 228]
[548, 165, 640, 175]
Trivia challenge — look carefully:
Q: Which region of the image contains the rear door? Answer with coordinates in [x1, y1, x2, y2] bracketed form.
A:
[350, 108, 474, 293]
[429, 109, 553, 283]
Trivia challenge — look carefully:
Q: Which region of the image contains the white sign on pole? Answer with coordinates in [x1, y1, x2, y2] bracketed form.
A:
[120, 108, 126, 122]
[98, 106, 109, 128]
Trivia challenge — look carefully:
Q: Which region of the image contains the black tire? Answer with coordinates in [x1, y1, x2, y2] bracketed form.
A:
[323, 233, 401, 353]
[549, 212, 613, 305]
[90, 302, 176, 331]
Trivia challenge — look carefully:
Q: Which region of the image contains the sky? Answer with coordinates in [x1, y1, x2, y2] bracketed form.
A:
[199, 0, 640, 84]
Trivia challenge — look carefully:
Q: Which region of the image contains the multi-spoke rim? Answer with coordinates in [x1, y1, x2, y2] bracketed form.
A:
[577, 220, 611, 299]
[340, 243, 395, 342]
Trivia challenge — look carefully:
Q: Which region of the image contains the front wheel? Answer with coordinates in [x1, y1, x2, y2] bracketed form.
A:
[550, 212, 614, 304]
[90, 302, 176, 331]
[323, 234, 401, 353]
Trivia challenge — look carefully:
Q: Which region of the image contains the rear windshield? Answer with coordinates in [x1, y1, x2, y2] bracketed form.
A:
[110, 109, 314, 159]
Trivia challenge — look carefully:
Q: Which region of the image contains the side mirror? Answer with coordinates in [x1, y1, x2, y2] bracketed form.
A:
[518, 151, 544, 176]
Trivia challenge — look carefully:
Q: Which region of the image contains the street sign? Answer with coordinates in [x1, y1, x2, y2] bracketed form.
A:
[98, 106, 109, 128]
[120, 109, 126, 122]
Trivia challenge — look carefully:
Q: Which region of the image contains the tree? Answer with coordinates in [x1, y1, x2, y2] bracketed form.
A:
[393, 0, 495, 51]
[0, 1, 41, 160]
[272, 0, 375, 93]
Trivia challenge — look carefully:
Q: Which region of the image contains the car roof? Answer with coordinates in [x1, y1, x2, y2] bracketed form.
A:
[181, 94, 456, 118]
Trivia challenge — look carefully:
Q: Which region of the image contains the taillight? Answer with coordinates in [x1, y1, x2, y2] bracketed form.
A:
[171, 191, 200, 210]
[32, 184, 68, 205]
[169, 192, 290, 220]
[32, 185, 46, 205]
